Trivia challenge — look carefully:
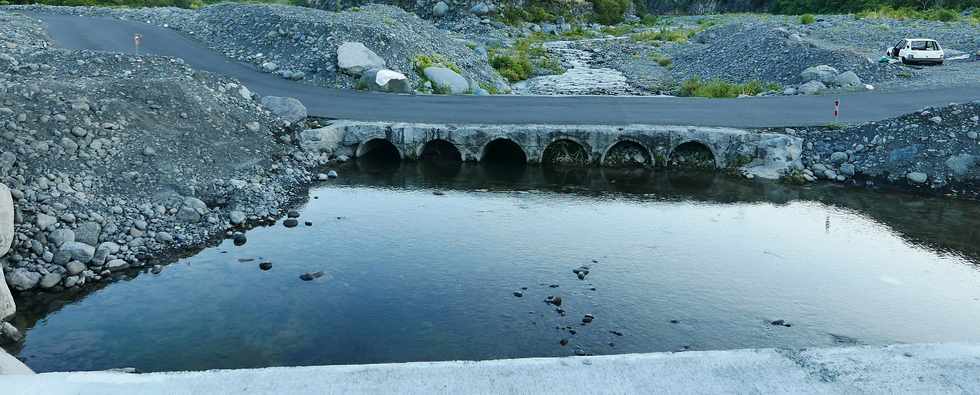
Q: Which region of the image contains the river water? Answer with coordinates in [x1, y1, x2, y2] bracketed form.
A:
[9, 163, 980, 373]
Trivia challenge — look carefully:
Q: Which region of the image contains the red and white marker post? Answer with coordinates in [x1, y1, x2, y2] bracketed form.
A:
[133, 33, 142, 55]
[833, 98, 840, 121]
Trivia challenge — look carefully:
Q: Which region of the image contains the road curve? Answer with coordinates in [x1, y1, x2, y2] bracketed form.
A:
[28, 13, 980, 127]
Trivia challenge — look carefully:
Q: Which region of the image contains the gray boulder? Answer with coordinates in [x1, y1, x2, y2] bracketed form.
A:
[470, 2, 491, 15]
[945, 154, 979, 179]
[800, 65, 839, 84]
[432, 1, 449, 17]
[0, 184, 11, 258]
[6, 269, 41, 291]
[834, 71, 862, 88]
[357, 68, 412, 94]
[260, 96, 307, 124]
[907, 172, 928, 184]
[39, 273, 62, 289]
[54, 241, 96, 264]
[300, 124, 348, 154]
[423, 67, 470, 95]
[74, 221, 102, 246]
[337, 42, 385, 76]
[66, 261, 87, 275]
[799, 80, 826, 95]
[35, 213, 57, 230]
[92, 242, 120, 265]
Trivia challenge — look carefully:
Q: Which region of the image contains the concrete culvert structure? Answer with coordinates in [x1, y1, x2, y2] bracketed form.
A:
[603, 140, 653, 168]
[481, 138, 528, 165]
[542, 139, 589, 167]
[419, 139, 462, 162]
[669, 141, 717, 169]
[356, 138, 402, 162]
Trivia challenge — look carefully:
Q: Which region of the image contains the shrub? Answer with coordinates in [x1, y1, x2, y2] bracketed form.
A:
[490, 53, 533, 82]
[631, 26, 692, 43]
[679, 77, 779, 98]
[593, 0, 630, 25]
[800, 13, 816, 24]
[413, 54, 461, 76]
[651, 53, 672, 67]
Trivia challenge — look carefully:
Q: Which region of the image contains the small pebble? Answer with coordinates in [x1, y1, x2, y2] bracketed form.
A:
[259, 262, 272, 270]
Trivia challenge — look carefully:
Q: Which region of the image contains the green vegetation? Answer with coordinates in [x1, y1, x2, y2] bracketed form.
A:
[593, 0, 631, 24]
[601, 24, 636, 36]
[772, 0, 977, 21]
[679, 77, 780, 98]
[413, 53, 461, 76]
[631, 26, 696, 44]
[650, 53, 672, 67]
[489, 34, 564, 82]
[800, 13, 816, 23]
[780, 168, 809, 185]
[854, 5, 962, 21]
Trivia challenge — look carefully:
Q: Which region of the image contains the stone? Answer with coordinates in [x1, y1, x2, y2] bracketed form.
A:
[300, 125, 347, 153]
[929, 116, 942, 125]
[93, 242, 120, 265]
[54, 241, 96, 264]
[238, 85, 253, 100]
[423, 67, 470, 94]
[968, 132, 978, 140]
[48, 228, 75, 247]
[259, 262, 273, 271]
[800, 65, 839, 84]
[39, 273, 62, 289]
[260, 96, 307, 124]
[260, 62, 279, 73]
[582, 314, 595, 323]
[284, 219, 299, 228]
[327, 170, 338, 179]
[245, 121, 261, 132]
[299, 271, 324, 281]
[834, 71, 862, 88]
[432, 1, 449, 17]
[357, 68, 411, 94]
[336, 42, 385, 76]
[67, 261, 87, 275]
[1, 322, 22, 343]
[229, 211, 246, 225]
[839, 163, 856, 176]
[945, 154, 979, 179]
[35, 213, 57, 229]
[106, 259, 129, 272]
[155, 232, 174, 243]
[6, 269, 40, 291]
[799, 80, 826, 95]
[0, 184, 12, 258]
[233, 234, 247, 246]
[782, 87, 797, 95]
[470, 2, 490, 15]
[907, 172, 928, 184]
[176, 206, 201, 223]
[74, 221, 101, 246]
[830, 151, 848, 164]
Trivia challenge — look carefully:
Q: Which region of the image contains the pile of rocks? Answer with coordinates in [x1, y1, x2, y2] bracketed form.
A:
[669, 22, 897, 88]
[794, 101, 980, 196]
[792, 64, 867, 95]
[0, 11, 321, 294]
[16, 4, 507, 93]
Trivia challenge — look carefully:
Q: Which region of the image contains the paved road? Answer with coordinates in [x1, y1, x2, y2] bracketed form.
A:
[30, 13, 980, 127]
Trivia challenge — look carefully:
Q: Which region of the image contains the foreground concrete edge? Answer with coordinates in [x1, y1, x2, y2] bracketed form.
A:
[1, 343, 978, 394]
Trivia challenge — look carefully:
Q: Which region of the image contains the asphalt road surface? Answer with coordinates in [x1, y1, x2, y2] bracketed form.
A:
[29, 13, 980, 127]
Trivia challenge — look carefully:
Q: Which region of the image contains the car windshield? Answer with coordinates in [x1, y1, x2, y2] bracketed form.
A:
[910, 41, 936, 50]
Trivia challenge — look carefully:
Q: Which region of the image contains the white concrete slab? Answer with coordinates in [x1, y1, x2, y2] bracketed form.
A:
[1, 343, 978, 394]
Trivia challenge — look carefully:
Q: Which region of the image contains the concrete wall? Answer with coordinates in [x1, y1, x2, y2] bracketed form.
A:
[300, 121, 803, 178]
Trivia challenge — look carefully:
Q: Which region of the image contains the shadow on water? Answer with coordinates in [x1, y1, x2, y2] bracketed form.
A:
[7, 161, 980, 371]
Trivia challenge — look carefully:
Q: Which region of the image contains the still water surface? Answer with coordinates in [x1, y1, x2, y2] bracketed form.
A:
[11, 163, 980, 372]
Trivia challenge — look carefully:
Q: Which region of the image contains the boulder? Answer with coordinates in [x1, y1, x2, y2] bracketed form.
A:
[907, 172, 928, 184]
[336, 42, 385, 76]
[470, 2, 491, 15]
[54, 241, 96, 264]
[300, 124, 348, 154]
[945, 154, 979, 179]
[6, 269, 40, 292]
[432, 1, 449, 17]
[0, 184, 11, 258]
[35, 213, 56, 230]
[260, 96, 307, 124]
[799, 80, 826, 95]
[800, 65, 839, 84]
[834, 71, 862, 88]
[423, 66, 470, 95]
[357, 68, 412, 93]
[39, 273, 62, 289]
[74, 221, 101, 246]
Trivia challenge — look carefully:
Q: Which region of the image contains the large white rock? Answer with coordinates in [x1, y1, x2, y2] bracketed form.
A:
[0, 184, 13, 321]
[300, 124, 349, 155]
[799, 80, 826, 95]
[800, 65, 839, 84]
[423, 66, 470, 95]
[834, 71, 862, 88]
[336, 42, 385, 76]
[357, 68, 412, 94]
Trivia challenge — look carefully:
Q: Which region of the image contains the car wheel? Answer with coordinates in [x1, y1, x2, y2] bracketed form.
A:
[900, 56, 909, 65]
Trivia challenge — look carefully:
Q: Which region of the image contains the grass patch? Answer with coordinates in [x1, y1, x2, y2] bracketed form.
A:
[489, 34, 564, 82]
[413, 54, 461, 75]
[679, 77, 779, 98]
[601, 24, 636, 36]
[800, 13, 815, 24]
[650, 53, 672, 67]
[855, 6, 961, 22]
[631, 26, 696, 44]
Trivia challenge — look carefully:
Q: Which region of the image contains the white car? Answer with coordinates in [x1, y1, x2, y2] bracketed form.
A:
[887, 38, 944, 65]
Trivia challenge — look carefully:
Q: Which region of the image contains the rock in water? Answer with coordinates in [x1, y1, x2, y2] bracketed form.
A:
[582, 314, 594, 323]
[233, 234, 247, 246]
[907, 172, 928, 184]
[423, 66, 470, 94]
[284, 219, 299, 228]
[337, 42, 385, 76]
[259, 262, 272, 271]
[299, 271, 324, 281]
[260, 96, 307, 124]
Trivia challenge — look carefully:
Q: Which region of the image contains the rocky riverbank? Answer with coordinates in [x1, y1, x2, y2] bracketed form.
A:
[0, 11, 333, 311]
[786, 101, 980, 198]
